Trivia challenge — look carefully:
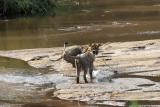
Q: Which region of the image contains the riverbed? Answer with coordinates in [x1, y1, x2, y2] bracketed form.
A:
[0, 39, 160, 106]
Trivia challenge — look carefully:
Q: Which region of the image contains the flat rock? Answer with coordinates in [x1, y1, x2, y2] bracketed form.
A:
[54, 77, 160, 102]
[0, 39, 160, 105]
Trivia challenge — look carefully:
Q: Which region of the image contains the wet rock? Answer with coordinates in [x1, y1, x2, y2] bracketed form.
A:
[131, 46, 146, 51]
[0, 102, 22, 107]
[0, 73, 71, 105]
[110, 92, 160, 100]
[0, 39, 160, 106]
[0, 82, 50, 103]
[54, 77, 159, 102]
[93, 101, 126, 107]
[29, 55, 49, 61]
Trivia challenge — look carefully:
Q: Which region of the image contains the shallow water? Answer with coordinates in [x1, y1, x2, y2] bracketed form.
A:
[0, 57, 115, 107]
[0, 56, 32, 69]
[0, 56, 42, 75]
[0, 0, 160, 50]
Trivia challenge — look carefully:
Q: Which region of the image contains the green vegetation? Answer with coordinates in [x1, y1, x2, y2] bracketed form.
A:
[129, 101, 140, 107]
[0, 0, 56, 18]
[55, 0, 80, 15]
[0, 0, 82, 18]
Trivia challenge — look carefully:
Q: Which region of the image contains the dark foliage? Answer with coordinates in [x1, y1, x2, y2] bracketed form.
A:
[0, 0, 55, 17]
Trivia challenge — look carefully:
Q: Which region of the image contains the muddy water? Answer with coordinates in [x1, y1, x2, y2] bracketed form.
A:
[0, 0, 160, 50]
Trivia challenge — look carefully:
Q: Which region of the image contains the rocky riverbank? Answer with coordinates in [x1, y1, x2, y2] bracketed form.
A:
[0, 39, 160, 106]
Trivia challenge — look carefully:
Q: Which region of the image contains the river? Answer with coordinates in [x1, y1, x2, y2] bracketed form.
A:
[0, 0, 160, 107]
[0, 0, 160, 50]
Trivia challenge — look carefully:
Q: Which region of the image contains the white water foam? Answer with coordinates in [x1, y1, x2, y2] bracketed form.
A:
[93, 70, 114, 82]
[138, 31, 160, 35]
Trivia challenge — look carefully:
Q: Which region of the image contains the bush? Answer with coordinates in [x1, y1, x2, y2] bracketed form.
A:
[0, 0, 56, 17]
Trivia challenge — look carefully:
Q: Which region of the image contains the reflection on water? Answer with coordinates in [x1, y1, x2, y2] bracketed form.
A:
[0, 56, 40, 75]
[0, 0, 160, 50]
[0, 56, 32, 69]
